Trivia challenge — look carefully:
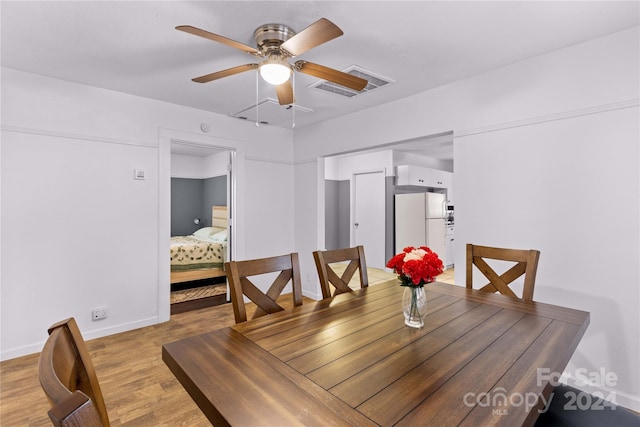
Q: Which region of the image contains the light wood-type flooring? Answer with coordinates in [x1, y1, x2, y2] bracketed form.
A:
[342, 265, 455, 289]
[1, 268, 455, 426]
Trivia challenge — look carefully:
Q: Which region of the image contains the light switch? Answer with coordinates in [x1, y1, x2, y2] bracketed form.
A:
[134, 169, 145, 180]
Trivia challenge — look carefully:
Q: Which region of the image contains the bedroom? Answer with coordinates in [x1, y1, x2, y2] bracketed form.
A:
[0, 1, 638, 411]
[169, 145, 231, 313]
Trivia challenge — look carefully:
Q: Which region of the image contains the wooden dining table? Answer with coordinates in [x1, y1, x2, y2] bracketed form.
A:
[162, 279, 589, 426]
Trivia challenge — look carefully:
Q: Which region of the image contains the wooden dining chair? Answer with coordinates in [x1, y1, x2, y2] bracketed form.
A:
[466, 243, 540, 301]
[47, 390, 103, 427]
[38, 317, 110, 427]
[225, 253, 303, 324]
[313, 245, 369, 299]
[534, 384, 640, 426]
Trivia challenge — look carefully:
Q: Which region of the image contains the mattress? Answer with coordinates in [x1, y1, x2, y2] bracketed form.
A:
[170, 235, 226, 271]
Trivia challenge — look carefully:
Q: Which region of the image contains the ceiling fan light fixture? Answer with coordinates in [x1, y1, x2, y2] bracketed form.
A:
[179, 18, 357, 105]
[259, 56, 292, 85]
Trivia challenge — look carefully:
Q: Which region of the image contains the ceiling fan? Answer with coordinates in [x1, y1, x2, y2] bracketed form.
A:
[176, 18, 368, 105]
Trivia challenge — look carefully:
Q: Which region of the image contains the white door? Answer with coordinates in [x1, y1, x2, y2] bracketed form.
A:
[352, 170, 386, 269]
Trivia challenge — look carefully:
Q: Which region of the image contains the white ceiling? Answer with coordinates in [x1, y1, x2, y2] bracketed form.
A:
[2, 1, 638, 160]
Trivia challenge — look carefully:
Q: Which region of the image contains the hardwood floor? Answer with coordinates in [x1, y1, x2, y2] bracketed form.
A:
[438, 267, 455, 284]
[0, 296, 313, 426]
[341, 265, 456, 288]
[0, 268, 456, 426]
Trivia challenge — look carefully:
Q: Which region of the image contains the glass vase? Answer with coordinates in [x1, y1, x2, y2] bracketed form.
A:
[402, 286, 426, 328]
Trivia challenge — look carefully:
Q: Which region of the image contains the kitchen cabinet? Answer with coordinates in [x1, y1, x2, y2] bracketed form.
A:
[396, 165, 450, 188]
[445, 225, 455, 268]
[430, 168, 450, 188]
[396, 165, 453, 203]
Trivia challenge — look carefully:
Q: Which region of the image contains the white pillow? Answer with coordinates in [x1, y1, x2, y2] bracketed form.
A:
[211, 229, 227, 242]
[193, 227, 214, 238]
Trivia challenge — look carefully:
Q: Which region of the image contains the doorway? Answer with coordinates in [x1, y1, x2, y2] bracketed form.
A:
[320, 131, 453, 275]
[169, 143, 233, 314]
[158, 128, 244, 322]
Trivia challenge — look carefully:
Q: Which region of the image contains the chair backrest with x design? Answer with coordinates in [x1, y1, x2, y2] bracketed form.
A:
[313, 246, 368, 299]
[466, 244, 541, 301]
[225, 253, 303, 324]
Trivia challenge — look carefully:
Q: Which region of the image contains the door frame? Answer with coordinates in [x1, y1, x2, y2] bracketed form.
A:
[158, 128, 245, 322]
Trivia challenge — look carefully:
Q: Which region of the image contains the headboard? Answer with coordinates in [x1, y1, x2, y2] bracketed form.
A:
[212, 206, 228, 231]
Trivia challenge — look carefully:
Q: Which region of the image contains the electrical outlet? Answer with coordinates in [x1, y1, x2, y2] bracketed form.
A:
[92, 307, 107, 321]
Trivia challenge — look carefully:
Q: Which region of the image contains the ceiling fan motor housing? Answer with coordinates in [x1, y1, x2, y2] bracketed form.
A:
[254, 24, 296, 56]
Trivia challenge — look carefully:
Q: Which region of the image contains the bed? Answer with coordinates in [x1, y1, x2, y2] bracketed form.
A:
[170, 206, 228, 285]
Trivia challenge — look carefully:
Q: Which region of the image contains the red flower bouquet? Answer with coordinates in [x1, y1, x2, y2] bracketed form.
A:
[387, 246, 444, 287]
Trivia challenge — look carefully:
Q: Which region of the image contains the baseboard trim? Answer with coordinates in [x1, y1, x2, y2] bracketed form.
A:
[1, 316, 160, 361]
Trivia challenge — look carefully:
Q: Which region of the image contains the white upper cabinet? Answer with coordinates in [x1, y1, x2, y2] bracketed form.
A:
[396, 165, 453, 203]
[430, 168, 451, 189]
[396, 165, 451, 188]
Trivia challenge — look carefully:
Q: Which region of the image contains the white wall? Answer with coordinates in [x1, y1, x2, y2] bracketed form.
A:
[337, 151, 395, 180]
[455, 105, 639, 405]
[202, 151, 230, 178]
[1, 131, 159, 355]
[243, 158, 295, 260]
[393, 151, 452, 173]
[171, 154, 205, 178]
[293, 27, 639, 409]
[0, 68, 295, 360]
[171, 150, 229, 179]
[294, 160, 321, 299]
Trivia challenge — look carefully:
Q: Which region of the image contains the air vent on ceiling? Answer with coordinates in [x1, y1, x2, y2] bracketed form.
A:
[310, 65, 394, 98]
[231, 98, 313, 126]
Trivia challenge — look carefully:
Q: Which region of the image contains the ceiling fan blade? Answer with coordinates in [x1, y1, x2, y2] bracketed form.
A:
[192, 64, 258, 83]
[295, 61, 367, 91]
[281, 18, 343, 57]
[275, 80, 294, 105]
[176, 25, 260, 56]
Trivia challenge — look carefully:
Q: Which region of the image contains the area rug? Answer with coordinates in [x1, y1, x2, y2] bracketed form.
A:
[170, 283, 227, 304]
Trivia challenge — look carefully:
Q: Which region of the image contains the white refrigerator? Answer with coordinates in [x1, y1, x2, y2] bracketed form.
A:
[394, 192, 447, 263]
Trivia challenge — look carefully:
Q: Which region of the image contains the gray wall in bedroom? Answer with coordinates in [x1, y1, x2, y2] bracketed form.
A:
[325, 180, 351, 251]
[325, 180, 340, 250]
[171, 178, 203, 236]
[324, 177, 394, 262]
[203, 175, 227, 223]
[171, 176, 227, 236]
[385, 176, 394, 262]
[338, 181, 351, 250]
